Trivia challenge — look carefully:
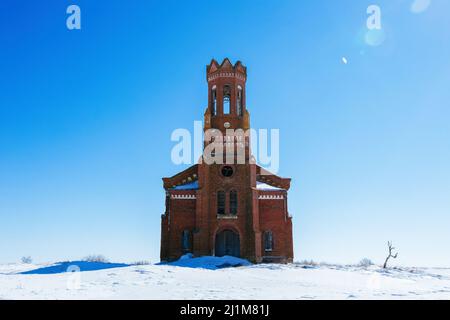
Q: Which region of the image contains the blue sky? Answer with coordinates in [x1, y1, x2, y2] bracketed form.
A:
[1, 0, 449, 266]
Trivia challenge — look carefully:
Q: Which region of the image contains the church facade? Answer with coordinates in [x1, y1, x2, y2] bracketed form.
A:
[160, 58, 293, 263]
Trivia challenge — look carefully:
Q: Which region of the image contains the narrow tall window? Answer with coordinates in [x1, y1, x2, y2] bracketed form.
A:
[223, 85, 231, 114]
[182, 230, 191, 252]
[211, 86, 217, 115]
[264, 231, 273, 252]
[237, 85, 243, 116]
[217, 191, 225, 215]
[230, 190, 237, 215]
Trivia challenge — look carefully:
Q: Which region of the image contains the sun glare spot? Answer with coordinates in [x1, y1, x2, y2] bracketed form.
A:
[411, 0, 431, 14]
[365, 29, 386, 47]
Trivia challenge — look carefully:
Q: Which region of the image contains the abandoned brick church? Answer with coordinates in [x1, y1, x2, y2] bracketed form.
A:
[160, 58, 293, 263]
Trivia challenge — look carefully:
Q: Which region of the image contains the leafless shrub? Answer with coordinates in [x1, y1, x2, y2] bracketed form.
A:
[358, 258, 374, 267]
[298, 259, 319, 266]
[21, 256, 32, 264]
[131, 261, 151, 266]
[83, 254, 109, 263]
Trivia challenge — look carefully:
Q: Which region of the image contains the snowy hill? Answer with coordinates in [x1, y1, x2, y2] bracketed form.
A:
[1, 259, 450, 300]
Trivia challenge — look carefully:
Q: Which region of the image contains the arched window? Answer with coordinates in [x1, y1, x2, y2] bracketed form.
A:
[223, 85, 231, 114]
[264, 231, 273, 252]
[211, 86, 217, 115]
[217, 191, 225, 215]
[237, 85, 243, 116]
[230, 190, 237, 215]
[182, 230, 191, 252]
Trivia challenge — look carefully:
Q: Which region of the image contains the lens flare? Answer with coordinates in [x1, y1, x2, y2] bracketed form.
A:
[365, 29, 386, 47]
[411, 0, 431, 14]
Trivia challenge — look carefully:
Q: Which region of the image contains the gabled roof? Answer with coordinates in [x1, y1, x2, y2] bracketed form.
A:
[171, 180, 199, 190]
[163, 165, 198, 190]
[163, 164, 291, 191]
[256, 182, 285, 191]
[208, 59, 219, 73]
[256, 165, 291, 190]
[220, 57, 233, 69]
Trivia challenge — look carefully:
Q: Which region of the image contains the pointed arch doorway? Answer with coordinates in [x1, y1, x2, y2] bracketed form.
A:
[215, 229, 240, 257]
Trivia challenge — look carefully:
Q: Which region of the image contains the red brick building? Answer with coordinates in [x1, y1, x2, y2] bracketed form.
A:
[160, 58, 293, 263]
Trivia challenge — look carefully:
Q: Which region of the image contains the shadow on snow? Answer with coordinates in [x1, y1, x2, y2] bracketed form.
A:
[20, 261, 129, 275]
[158, 254, 252, 270]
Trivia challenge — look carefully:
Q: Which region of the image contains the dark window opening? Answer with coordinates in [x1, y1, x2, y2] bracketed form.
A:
[230, 190, 237, 215]
[264, 231, 274, 252]
[217, 191, 225, 215]
[182, 230, 191, 252]
[221, 166, 234, 177]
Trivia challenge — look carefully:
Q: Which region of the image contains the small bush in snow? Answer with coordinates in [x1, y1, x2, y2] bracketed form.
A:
[358, 258, 374, 267]
[21, 256, 32, 264]
[83, 255, 109, 263]
[131, 261, 150, 266]
[298, 259, 318, 266]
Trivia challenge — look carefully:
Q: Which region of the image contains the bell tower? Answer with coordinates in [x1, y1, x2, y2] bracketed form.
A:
[161, 58, 294, 264]
[204, 58, 250, 133]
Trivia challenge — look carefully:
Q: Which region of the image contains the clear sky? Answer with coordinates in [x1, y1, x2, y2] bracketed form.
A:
[1, 0, 449, 267]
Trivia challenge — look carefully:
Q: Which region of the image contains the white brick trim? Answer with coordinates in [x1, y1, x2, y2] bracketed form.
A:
[258, 195, 284, 200]
[171, 194, 196, 200]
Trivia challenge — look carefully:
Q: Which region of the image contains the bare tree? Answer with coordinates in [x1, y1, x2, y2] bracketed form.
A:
[358, 258, 374, 268]
[21, 256, 32, 264]
[383, 241, 398, 269]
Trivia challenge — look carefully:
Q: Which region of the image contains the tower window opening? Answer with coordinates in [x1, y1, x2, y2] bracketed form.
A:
[237, 85, 243, 116]
[211, 86, 217, 115]
[223, 85, 231, 114]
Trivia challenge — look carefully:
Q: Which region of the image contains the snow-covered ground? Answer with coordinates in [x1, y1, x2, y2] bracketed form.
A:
[1, 259, 450, 300]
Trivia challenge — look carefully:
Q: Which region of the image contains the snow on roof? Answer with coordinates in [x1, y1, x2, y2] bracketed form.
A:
[256, 182, 285, 191]
[172, 181, 284, 191]
[171, 180, 199, 190]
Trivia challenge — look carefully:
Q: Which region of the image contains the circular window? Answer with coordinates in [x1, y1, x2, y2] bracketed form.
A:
[221, 166, 234, 177]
